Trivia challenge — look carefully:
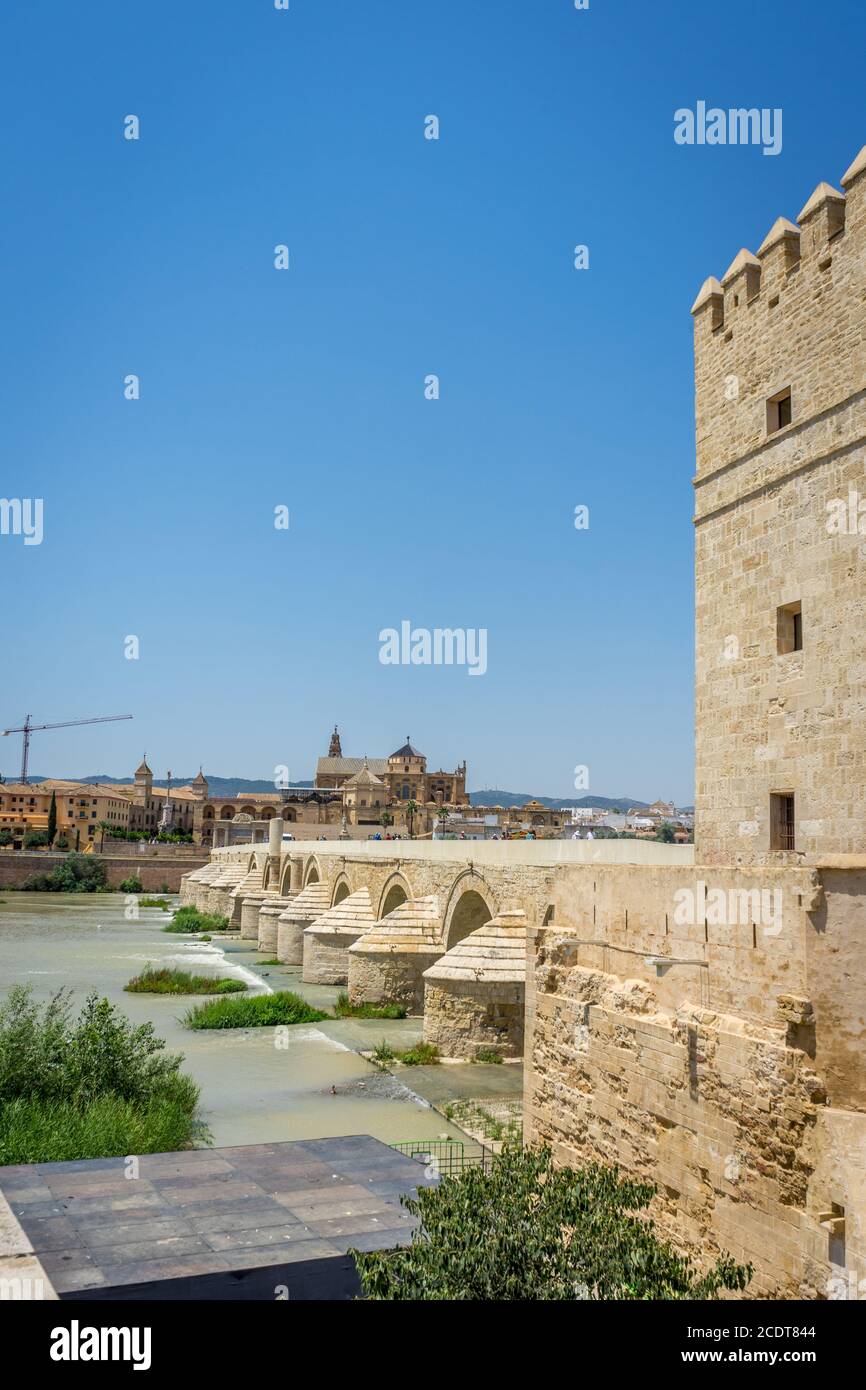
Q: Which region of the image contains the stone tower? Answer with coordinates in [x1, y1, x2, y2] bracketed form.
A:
[328, 726, 342, 758]
[133, 756, 152, 808]
[691, 143, 866, 864]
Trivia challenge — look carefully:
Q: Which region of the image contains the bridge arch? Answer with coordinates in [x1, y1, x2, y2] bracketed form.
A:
[441, 870, 498, 950]
[377, 872, 411, 920]
[303, 857, 321, 888]
[331, 875, 352, 907]
[278, 858, 294, 895]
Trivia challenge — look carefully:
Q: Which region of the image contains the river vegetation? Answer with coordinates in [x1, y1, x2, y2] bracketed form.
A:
[352, 1142, 751, 1300]
[183, 990, 329, 1030]
[162, 906, 232, 934]
[0, 986, 203, 1164]
[125, 966, 246, 996]
[333, 991, 407, 1020]
[19, 854, 108, 893]
[372, 1040, 439, 1066]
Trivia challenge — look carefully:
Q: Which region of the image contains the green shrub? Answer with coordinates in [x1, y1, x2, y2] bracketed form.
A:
[22, 854, 107, 893]
[395, 1042, 439, 1066]
[0, 986, 202, 1162]
[0, 830, 14, 847]
[162, 906, 230, 934]
[183, 990, 328, 1030]
[372, 1040, 395, 1062]
[125, 966, 246, 996]
[139, 896, 171, 910]
[0, 1093, 199, 1165]
[118, 875, 144, 893]
[333, 990, 407, 1020]
[352, 1142, 752, 1300]
[475, 1047, 503, 1064]
[24, 830, 50, 849]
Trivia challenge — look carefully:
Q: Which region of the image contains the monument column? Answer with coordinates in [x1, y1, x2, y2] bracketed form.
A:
[268, 817, 284, 893]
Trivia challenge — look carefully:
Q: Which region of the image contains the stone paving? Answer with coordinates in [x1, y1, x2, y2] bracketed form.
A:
[0, 1136, 437, 1297]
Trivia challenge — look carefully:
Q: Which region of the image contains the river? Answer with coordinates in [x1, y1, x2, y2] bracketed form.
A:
[0, 892, 469, 1151]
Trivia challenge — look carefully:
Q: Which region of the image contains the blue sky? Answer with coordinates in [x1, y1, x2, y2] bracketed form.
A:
[1, 0, 863, 803]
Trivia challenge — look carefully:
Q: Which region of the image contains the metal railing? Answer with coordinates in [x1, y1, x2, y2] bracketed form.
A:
[392, 1138, 494, 1177]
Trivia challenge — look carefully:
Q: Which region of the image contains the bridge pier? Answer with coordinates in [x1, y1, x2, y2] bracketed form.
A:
[422, 910, 527, 1059]
[348, 896, 443, 1014]
[274, 883, 333, 964]
[302, 888, 377, 985]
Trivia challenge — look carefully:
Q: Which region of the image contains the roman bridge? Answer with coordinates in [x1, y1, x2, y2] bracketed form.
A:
[179, 826, 866, 1296]
[181, 828, 691, 1060]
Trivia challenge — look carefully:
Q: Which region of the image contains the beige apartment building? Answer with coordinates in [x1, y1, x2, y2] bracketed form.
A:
[0, 780, 135, 847]
[0, 758, 198, 848]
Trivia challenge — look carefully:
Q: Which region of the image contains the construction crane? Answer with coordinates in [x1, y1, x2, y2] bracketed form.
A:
[1, 714, 133, 784]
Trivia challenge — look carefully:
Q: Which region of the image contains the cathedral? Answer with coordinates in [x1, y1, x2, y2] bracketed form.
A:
[314, 729, 468, 822]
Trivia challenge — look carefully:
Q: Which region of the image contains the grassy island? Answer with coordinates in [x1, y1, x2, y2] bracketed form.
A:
[183, 990, 328, 1030]
[125, 966, 246, 996]
[162, 906, 232, 934]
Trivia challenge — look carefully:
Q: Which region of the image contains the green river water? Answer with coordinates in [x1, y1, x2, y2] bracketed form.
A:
[0, 893, 470, 1151]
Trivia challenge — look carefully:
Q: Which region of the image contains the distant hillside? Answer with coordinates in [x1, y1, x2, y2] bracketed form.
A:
[13, 773, 655, 808]
[469, 790, 649, 810]
[20, 774, 315, 796]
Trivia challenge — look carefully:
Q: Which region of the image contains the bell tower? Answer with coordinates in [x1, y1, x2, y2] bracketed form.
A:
[133, 756, 152, 806]
[328, 726, 342, 758]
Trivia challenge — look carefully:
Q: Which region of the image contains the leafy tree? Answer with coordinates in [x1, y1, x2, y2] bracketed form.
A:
[47, 792, 57, 845]
[119, 875, 143, 893]
[24, 830, 50, 849]
[22, 853, 107, 893]
[657, 822, 677, 843]
[352, 1143, 751, 1301]
[379, 810, 394, 833]
[0, 830, 14, 847]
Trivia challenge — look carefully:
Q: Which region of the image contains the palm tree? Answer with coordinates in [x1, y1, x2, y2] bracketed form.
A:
[435, 806, 449, 836]
[97, 820, 112, 852]
[406, 799, 418, 838]
[379, 809, 394, 834]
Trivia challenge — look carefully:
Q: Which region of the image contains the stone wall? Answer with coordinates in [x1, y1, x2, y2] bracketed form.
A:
[0, 851, 207, 891]
[525, 859, 866, 1298]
